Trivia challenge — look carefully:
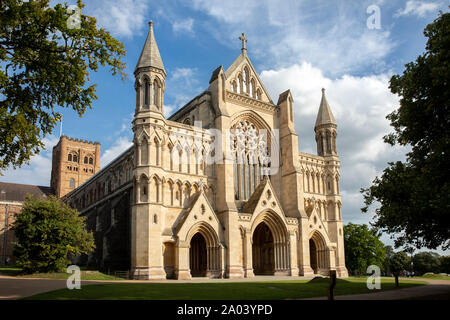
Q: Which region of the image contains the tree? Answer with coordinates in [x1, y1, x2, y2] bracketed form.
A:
[343, 223, 386, 276]
[412, 252, 441, 275]
[440, 256, 450, 274]
[361, 12, 450, 250]
[389, 251, 411, 287]
[383, 245, 395, 275]
[0, 0, 126, 171]
[12, 195, 94, 273]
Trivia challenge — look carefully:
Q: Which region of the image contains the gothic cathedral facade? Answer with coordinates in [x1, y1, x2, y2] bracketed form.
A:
[64, 22, 348, 279]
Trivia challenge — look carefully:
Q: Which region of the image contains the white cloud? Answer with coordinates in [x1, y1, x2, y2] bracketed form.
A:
[100, 136, 133, 167]
[88, 0, 149, 38]
[0, 135, 59, 187]
[172, 18, 195, 34]
[260, 62, 408, 226]
[394, 1, 442, 18]
[188, 0, 395, 75]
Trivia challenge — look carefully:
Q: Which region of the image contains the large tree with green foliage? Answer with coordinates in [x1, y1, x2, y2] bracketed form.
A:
[389, 251, 411, 287]
[412, 251, 441, 275]
[0, 0, 126, 171]
[361, 12, 450, 250]
[343, 223, 386, 275]
[12, 196, 94, 273]
[440, 256, 450, 274]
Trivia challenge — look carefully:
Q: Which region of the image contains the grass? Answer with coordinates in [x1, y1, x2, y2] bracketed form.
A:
[24, 277, 426, 300]
[0, 265, 22, 276]
[0, 266, 122, 281]
[416, 274, 450, 281]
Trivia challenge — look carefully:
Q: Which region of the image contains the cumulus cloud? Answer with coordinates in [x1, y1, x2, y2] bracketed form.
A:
[260, 62, 408, 223]
[100, 136, 133, 167]
[394, 1, 442, 18]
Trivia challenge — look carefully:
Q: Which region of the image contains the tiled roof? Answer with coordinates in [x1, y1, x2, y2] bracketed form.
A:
[0, 182, 54, 203]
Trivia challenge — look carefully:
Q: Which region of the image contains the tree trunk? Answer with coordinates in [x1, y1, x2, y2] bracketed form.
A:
[395, 275, 399, 287]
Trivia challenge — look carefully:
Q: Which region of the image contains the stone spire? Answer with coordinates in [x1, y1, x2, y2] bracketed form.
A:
[314, 88, 336, 130]
[135, 21, 165, 73]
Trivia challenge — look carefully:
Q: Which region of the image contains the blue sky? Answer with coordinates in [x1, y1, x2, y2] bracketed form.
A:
[2, 0, 448, 254]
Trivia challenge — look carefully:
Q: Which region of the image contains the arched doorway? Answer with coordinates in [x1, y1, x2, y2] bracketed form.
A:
[252, 222, 275, 275]
[190, 233, 207, 277]
[309, 239, 318, 274]
[309, 232, 329, 275]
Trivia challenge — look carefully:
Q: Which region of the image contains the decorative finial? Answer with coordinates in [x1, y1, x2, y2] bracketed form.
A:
[239, 32, 248, 53]
[149, 20, 153, 27]
[322, 88, 325, 94]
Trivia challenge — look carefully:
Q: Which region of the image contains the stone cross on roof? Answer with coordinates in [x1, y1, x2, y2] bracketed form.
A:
[239, 32, 248, 53]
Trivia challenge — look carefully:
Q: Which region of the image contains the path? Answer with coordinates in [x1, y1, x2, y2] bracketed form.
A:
[302, 279, 450, 300]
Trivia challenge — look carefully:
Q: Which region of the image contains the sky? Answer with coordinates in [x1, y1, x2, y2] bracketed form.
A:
[1, 0, 449, 254]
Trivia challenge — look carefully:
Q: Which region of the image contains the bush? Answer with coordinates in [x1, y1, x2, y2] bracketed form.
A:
[12, 196, 95, 273]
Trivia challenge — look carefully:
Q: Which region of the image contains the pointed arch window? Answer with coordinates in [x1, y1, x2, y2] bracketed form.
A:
[243, 67, 250, 94]
[144, 78, 150, 108]
[326, 132, 331, 154]
[231, 120, 270, 200]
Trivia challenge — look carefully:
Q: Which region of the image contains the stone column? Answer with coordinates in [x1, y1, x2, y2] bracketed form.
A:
[175, 241, 191, 280]
[243, 229, 254, 277]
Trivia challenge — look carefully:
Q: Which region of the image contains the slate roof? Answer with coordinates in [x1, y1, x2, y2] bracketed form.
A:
[135, 21, 165, 72]
[0, 182, 54, 203]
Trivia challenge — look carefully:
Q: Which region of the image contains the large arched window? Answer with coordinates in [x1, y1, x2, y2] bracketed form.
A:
[231, 120, 271, 200]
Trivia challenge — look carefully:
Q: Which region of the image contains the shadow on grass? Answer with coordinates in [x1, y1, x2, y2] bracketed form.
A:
[24, 277, 426, 300]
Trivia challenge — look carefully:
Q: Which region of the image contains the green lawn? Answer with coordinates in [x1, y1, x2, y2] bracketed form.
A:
[416, 274, 450, 281]
[25, 277, 426, 300]
[0, 266, 122, 281]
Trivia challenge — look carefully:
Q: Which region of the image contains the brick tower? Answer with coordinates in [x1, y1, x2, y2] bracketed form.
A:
[50, 136, 101, 198]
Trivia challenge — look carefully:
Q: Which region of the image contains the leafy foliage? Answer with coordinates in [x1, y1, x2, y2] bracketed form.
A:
[412, 251, 441, 275]
[12, 195, 94, 273]
[361, 12, 450, 250]
[440, 256, 450, 274]
[343, 223, 386, 275]
[0, 0, 126, 171]
[389, 251, 411, 277]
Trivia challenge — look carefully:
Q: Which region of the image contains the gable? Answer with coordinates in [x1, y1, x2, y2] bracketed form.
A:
[173, 190, 224, 243]
[224, 54, 273, 104]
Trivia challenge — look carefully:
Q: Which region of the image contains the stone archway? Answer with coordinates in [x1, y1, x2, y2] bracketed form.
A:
[309, 231, 330, 275]
[252, 222, 275, 275]
[249, 210, 290, 276]
[190, 233, 207, 277]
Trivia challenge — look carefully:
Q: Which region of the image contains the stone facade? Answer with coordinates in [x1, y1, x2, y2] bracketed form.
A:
[63, 23, 348, 279]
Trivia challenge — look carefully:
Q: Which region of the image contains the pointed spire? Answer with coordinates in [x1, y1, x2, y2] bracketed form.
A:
[135, 21, 165, 73]
[315, 88, 336, 129]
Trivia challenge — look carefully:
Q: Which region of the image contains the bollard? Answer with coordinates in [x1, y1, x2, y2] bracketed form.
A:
[328, 270, 337, 300]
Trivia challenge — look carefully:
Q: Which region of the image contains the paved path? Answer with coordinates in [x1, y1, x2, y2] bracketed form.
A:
[0, 275, 449, 300]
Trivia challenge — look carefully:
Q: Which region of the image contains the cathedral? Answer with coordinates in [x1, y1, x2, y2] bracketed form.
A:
[61, 21, 348, 279]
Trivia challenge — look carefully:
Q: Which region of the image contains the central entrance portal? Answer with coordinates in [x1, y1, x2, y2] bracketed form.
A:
[190, 233, 207, 277]
[252, 222, 275, 275]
